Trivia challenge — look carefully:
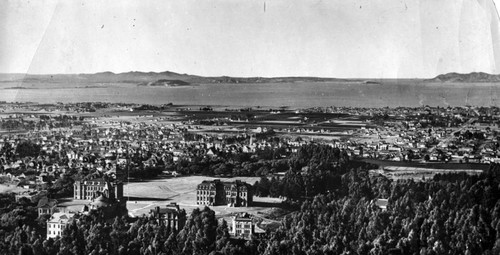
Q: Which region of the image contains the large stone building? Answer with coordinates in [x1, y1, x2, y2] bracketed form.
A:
[150, 202, 187, 231]
[73, 178, 123, 201]
[196, 179, 252, 207]
[46, 212, 75, 239]
[86, 192, 127, 219]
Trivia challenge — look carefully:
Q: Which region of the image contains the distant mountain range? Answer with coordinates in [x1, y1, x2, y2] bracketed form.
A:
[0, 71, 349, 86]
[1, 71, 499, 85]
[427, 72, 500, 83]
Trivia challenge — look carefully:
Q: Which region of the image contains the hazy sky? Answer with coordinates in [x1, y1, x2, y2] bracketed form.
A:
[1, 0, 500, 78]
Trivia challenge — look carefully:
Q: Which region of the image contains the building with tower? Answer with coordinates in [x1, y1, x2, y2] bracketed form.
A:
[150, 202, 187, 231]
[73, 178, 123, 201]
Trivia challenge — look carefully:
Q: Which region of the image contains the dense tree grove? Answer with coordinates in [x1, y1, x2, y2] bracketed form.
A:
[165, 149, 291, 177]
[15, 140, 41, 158]
[0, 206, 251, 255]
[254, 144, 355, 200]
[262, 168, 500, 255]
[2, 144, 500, 254]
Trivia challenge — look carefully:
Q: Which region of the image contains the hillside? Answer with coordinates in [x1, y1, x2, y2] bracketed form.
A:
[0, 71, 350, 85]
[428, 72, 500, 83]
[0, 71, 198, 84]
[138, 79, 191, 87]
[3, 71, 500, 85]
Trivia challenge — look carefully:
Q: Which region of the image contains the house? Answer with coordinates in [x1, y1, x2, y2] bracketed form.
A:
[231, 213, 255, 239]
[375, 199, 388, 211]
[206, 148, 216, 157]
[46, 212, 75, 239]
[149, 202, 187, 231]
[37, 197, 58, 216]
[15, 190, 47, 203]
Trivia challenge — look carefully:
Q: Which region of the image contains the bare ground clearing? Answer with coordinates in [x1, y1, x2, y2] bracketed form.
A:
[123, 176, 286, 221]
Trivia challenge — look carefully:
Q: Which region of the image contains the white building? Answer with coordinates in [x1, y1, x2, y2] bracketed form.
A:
[232, 213, 254, 239]
[46, 212, 74, 239]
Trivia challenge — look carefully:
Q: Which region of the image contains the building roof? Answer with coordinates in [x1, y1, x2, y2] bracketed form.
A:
[48, 212, 74, 224]
[234, 212, 253, 222]
[234, 217, 253, 222]
[199, 179, 251, 190]
[37, 197, 57, 208]
[90, 195, 110, 208]
[375, 199, 388, 209]
[151, 203, 183, 215]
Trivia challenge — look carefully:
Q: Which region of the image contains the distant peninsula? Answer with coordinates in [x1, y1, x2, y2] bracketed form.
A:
[1, 71, 500, 85]
[427, 72, 500, 83]
[0, 71, 350, 85]
[138, 79, 191, 87]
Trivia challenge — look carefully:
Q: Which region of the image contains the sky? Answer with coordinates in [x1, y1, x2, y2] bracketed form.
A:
[1, 0, 500, 78]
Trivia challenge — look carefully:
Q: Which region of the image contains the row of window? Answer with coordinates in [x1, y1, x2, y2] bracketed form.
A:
[47, 230, 61, 236]
[197, 196, 213, 200]
[75, 189, 101, 197]
[235, 224, 251, 228]
[49, 224, 62, 229]
[225, 192, 248, 196]
[197, 190, 215, 195]
[235, 229, 251, 235]
[197, 186, 214, 190]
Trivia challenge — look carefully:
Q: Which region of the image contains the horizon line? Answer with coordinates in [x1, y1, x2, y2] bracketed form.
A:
[1, 70, 499, 80]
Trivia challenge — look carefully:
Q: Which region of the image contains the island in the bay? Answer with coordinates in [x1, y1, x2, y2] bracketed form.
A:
[1, 73, 500, 254]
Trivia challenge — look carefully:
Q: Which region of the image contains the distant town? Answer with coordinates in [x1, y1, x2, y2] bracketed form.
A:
[1, 100, 500, 254]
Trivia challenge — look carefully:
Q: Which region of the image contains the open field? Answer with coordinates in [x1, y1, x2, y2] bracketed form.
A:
[362, 159, 490, 171]
[0, 183, 26, 193]
[123, 176, 285, 223]
[365, 159, 487, 181]
[52, 175, 287, 228]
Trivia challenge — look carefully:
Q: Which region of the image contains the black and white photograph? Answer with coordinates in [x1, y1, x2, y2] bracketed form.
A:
[1, 0, 500, 254]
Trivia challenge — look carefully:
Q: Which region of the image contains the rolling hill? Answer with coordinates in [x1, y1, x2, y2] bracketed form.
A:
[427, 72, 500, 83]
[2, 71, 500, 85]
[0, 71, 350, 85]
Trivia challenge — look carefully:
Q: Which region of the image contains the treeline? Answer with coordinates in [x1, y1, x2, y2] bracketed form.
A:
[170, 143, 349, 178]
[5, 144, 500, 254]
[253, 144, 356, 200]
[261, 168, 500, 255]
[169, 157, 290, 177]
[9, 165, 500, 254]
[2, 206, 260, 255]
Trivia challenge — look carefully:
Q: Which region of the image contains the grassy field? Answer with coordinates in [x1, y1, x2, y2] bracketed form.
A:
[362, 159, 490, 171]
[55, 175, 286, 228]
[365, 159, 487, 181]
[0, 183, 25, 193]
[123, 176, 285, 223]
